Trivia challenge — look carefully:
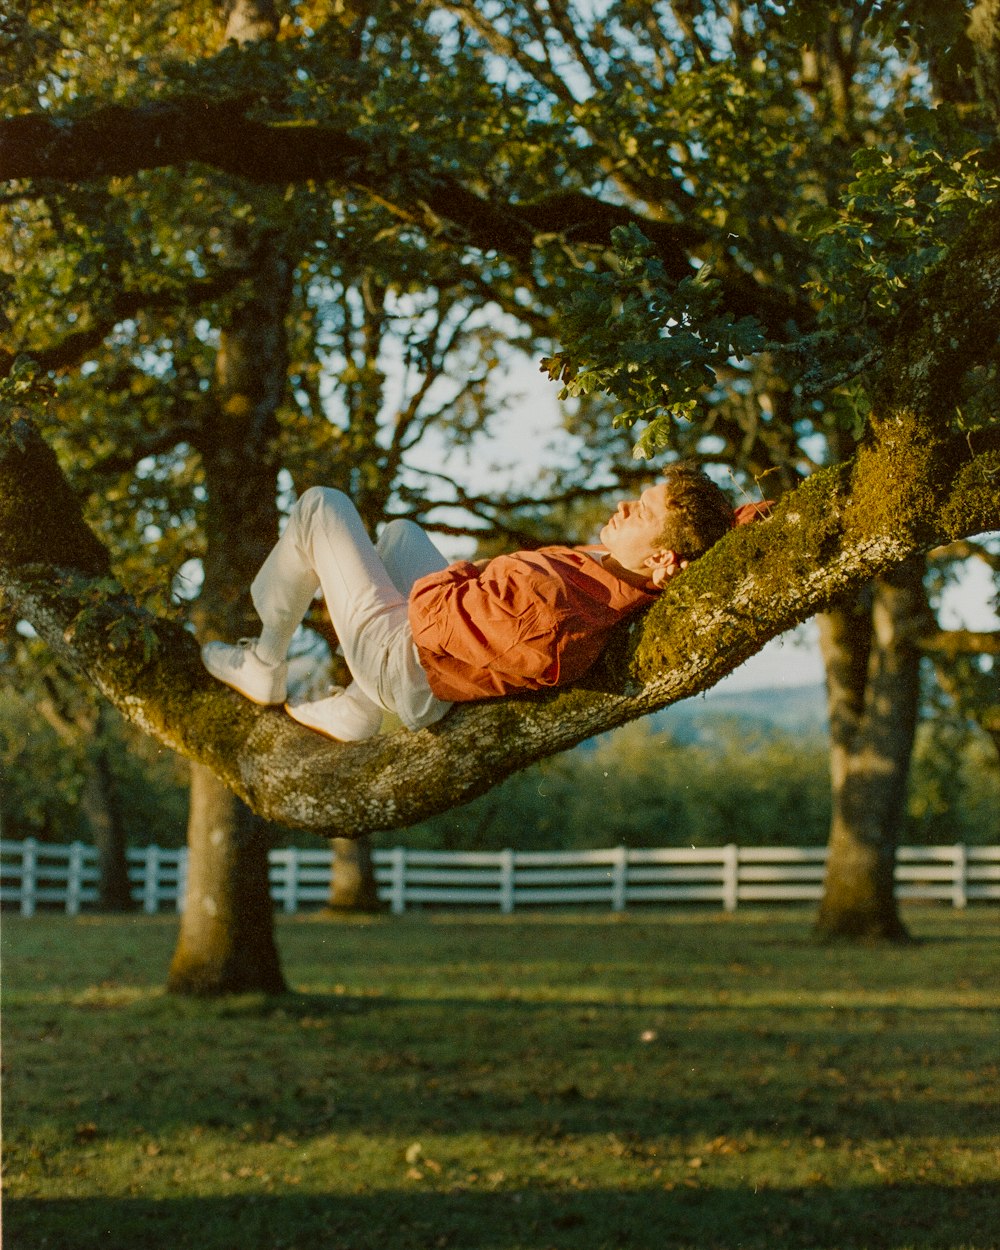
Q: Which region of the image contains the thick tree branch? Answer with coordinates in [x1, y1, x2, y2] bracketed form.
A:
[3, 406, 998, 838]
[0, 258, 262, 380]
[0, 99, 797, 331]
[918, 629, 1000, 657]
[0, 101, 683, 262]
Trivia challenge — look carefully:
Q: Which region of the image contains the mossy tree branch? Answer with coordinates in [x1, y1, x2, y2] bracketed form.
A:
[3, 406, 997, 838]
[4, 135, 1000, 841]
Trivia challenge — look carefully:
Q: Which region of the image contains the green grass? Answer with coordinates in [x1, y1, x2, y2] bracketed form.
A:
[3, 907, 998, 1250]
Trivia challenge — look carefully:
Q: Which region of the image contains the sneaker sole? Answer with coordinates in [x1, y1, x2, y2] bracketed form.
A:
[207, 676, 286, 707]
[283, 702, 347, 742]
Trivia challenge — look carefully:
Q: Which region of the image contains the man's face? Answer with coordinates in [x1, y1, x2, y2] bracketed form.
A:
[599, 482, 674, 578]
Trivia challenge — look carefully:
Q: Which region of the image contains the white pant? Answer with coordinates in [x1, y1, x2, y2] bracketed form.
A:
[250, 487, 453, 731]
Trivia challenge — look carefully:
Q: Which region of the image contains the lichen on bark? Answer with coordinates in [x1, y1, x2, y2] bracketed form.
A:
[3, 393, 999, 841]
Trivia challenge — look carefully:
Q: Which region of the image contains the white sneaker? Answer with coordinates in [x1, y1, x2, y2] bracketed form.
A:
[285, 686, 384, 742]
[201, 638, 288, 705]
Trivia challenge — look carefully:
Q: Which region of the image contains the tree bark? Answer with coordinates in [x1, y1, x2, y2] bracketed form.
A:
[167, 762, 286, 993]
[168, 237, 291, 994]
[84, 707, 135, 912]
[4, 408, 997, 838]
[815, 559, 928, 940]
[326, 836, 382, 912]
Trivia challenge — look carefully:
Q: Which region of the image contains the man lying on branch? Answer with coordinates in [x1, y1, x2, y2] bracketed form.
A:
[202, 462, 769, 742]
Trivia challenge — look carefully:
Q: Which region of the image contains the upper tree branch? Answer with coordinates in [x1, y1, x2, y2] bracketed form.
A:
[0, 261, 259, 380]
[0, 99, 797, 332]
[918, 629, 1000, 657]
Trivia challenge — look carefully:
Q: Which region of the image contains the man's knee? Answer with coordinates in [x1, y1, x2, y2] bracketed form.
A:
[293, 487, 357, 538]
[296, 485, 349, 516]
[378, 518, 423, 551]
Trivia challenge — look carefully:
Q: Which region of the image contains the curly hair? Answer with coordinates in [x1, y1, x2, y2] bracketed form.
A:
[656, 462, 735, 560]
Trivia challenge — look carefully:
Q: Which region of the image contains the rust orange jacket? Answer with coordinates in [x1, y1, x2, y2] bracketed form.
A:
[408, 546, 657, 702]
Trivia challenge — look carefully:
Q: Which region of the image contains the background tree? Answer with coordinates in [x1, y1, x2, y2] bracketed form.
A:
[0, 625, 190, 904]
[0, 0, 548, 988]
[445, 0, 998, 937]
[3, 0, 999, 960]
[27, 672, 135, 911]
[920, 538, 1000, 754]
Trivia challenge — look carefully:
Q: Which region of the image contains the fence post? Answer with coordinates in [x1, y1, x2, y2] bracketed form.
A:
[66, 842, 85, 916]
[953, 844, 968, 909]
[175, 847, 188, 913]
[611, 845, 628, 912]
[500, 849, 516, 914]
[722, 844, 739, 913]
[282, 848, 300, 915]
[21, 837, 38, 917]
[143, 844, 160, 914]
[389, 846, 407, 915]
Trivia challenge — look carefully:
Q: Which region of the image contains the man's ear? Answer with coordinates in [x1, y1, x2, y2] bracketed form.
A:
[646, 549, 688, 587]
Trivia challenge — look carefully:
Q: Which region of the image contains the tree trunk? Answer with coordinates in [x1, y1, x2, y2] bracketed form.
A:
[326, 836, 382, 912]
[81, 710, 135, 911]
[816, 559, 928, 940]
[168, 762, 285, 994]
[166, 0, 295, 994]
[167, 192, 293, 992]
[31, 685, 136, 910]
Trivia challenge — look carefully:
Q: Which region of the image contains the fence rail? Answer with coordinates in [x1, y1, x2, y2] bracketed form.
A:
[2, 839, 998, 917]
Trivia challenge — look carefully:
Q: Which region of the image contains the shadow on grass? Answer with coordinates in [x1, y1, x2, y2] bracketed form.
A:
[7, 1182, 995, 1250]
[275, 989, 996, 1018]
[8, 990, 996, 1144]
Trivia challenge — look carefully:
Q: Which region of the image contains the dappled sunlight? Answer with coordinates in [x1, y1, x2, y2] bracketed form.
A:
[5, 911, 997, 1247]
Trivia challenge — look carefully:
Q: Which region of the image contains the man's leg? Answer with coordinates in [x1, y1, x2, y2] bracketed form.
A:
[253, 487, 422, 707]
[277, 495, 451, 735]
[202, 487, 395, 708]
[376, 518, 450, 593]
[369, 517, 453, 730]
[324, 519, 451, 728]
[203, 487, 450, 736]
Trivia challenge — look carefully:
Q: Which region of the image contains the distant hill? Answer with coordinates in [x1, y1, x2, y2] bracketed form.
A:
[653, 683, 829, 740]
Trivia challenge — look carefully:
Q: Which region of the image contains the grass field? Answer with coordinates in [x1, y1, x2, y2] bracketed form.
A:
[2, 907, 998, 1250]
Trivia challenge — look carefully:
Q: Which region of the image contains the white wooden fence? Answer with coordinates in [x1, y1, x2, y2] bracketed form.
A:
[2, 838, 997, 917]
